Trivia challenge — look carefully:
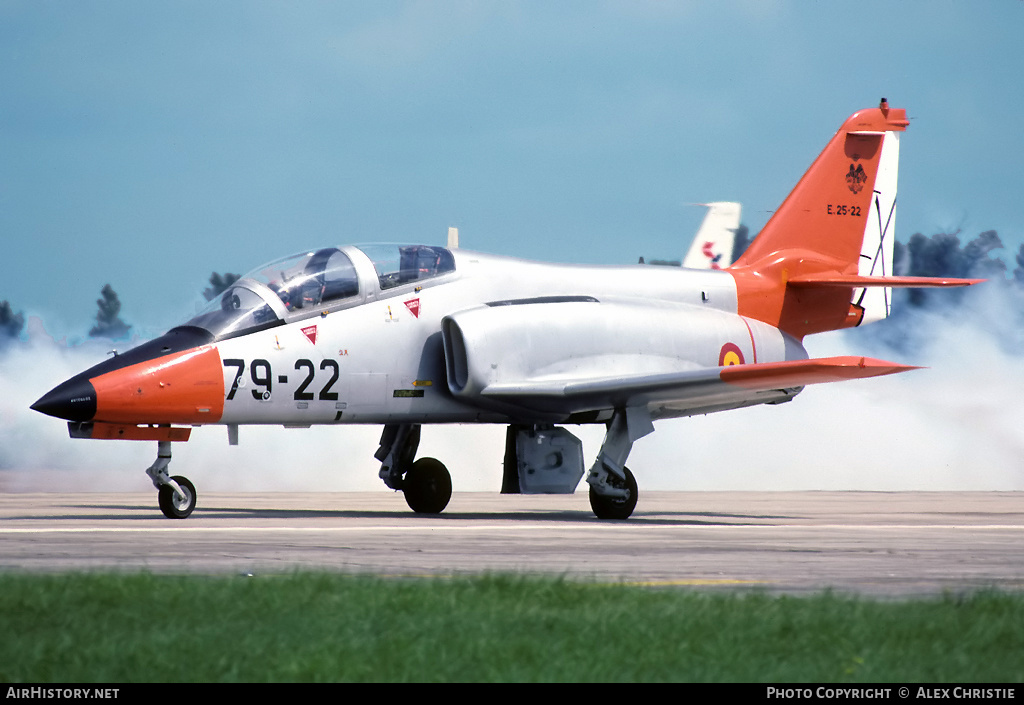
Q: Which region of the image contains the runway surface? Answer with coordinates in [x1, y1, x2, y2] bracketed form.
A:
[1, 491, 1022, 597]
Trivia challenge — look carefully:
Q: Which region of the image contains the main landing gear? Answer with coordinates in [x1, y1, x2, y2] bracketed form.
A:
[584, 409, 650, 520]
[378, 408, 651, 520]
[146, 440, 197, 519]
[588, 466, 637, 520]
[376, 423, 452, 514]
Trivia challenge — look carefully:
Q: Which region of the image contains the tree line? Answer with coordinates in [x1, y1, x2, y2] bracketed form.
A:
[0, 272, 239, 344]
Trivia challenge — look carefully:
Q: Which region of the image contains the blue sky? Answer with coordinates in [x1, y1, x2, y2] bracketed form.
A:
[3, 1, 1022, 338]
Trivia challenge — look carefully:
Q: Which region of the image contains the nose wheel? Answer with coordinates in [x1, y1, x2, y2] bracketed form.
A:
[158, 475, 197, 519]
[145, 440, 198, 519]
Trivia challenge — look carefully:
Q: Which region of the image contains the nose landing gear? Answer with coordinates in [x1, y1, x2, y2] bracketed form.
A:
[158, 475, 197, 519]
[145, 440, 197, 519]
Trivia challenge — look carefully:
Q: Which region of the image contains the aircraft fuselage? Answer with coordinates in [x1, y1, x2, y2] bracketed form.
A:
[35, 248, 802, 433]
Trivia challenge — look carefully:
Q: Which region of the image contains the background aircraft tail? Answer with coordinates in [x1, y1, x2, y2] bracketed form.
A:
[729, 100, 977, 339]
[682, 202, 741, 270]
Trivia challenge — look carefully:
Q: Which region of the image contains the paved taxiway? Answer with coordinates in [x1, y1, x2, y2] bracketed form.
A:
[1, 491, 1022, 596]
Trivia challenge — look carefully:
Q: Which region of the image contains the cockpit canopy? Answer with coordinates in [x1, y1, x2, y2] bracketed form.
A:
[248, 248, 360, 311]
[356, 243, 455, 290]
[181, 244, 455, 340]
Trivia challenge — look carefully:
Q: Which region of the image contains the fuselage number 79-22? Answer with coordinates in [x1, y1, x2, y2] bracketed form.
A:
[223, 358, 340, 403]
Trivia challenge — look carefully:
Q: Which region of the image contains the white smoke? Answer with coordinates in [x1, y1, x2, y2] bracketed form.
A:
[3, 292, 1023, 496]
[635, 328, 1024, 491]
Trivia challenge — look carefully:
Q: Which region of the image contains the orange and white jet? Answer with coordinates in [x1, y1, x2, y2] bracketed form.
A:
[32, 100, 979, 520]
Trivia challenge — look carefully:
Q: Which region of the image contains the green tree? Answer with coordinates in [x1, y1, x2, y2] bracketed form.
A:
[0, 300, 24, 341]
[203, 272, 241, 301]
[88, 284, 131, 339]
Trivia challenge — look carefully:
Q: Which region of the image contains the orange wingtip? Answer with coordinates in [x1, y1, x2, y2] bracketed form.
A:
[788, 274, 985, 288]
[721, 356, 921, 390]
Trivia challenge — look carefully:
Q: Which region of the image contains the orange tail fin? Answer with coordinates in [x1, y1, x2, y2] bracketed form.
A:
[730, 100, 913, 339]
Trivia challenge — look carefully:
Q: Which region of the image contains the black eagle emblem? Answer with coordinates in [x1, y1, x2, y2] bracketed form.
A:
[846, 163, 867, 194]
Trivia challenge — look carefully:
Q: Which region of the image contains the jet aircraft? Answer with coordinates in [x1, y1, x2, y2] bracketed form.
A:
[32, 100, 979, 520]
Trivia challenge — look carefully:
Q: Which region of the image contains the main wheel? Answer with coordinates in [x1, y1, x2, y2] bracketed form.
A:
[403, 457, 452, 514]
[158, 475, 197, 519]
[589, 467, 638, 520]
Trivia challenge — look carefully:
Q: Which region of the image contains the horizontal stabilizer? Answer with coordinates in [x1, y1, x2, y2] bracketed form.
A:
[788, 273, 983, 289]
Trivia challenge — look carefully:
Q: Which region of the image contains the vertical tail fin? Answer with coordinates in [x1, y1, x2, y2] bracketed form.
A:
[682, 202, 741, 270]
[729, 100, 908, 338]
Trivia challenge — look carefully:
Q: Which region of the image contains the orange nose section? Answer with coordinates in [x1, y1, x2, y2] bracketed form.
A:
[92, 346, 225, 424]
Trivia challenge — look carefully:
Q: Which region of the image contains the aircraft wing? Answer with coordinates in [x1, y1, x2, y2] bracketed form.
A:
[788, 273, 985, 288]
[476, 356, 918, 418]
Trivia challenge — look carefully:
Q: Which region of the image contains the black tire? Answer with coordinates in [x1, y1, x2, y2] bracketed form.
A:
[158, 475, 197, 519]
[589, 467, 638, 520]
[403, 457, 452, 514]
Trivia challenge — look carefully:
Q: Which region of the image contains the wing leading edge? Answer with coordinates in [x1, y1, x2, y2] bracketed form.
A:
[477, 355, 919, 417]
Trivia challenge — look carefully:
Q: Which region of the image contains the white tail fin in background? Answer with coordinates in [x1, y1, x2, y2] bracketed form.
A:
[682, 202, 741, 270]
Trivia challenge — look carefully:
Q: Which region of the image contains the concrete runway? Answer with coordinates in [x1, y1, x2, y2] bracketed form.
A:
[1, 491, 1022, 597]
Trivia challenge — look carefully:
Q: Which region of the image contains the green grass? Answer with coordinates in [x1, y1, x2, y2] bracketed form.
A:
[0, 572, 1022, 682]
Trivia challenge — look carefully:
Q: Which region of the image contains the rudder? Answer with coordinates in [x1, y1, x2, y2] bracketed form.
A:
[854, 129, 899, 325]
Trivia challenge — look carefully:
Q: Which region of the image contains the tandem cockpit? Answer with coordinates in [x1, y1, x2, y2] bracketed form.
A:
[183, 244, 456, 341]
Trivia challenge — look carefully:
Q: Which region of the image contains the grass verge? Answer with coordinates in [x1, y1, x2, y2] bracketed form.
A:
[1, 572, 1022, 682]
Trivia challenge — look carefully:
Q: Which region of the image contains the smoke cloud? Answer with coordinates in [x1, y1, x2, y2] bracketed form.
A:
[633, 296, 1024, 491]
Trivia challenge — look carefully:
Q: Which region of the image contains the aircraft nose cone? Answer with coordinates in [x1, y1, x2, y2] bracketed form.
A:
[31, 377, 97, 421]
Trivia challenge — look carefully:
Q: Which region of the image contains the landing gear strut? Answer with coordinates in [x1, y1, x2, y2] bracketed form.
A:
[376, 424, 452, 514]
[145, 440, 197, 519]
[585, 407, 652, 520]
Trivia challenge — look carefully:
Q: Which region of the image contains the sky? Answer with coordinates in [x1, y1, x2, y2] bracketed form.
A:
[2, 1, 1023, 337]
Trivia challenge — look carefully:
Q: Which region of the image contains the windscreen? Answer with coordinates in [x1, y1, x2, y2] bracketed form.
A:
[183, 283, 282, 340]
[247, 248, 359, 311]
[182, 248, 360, 339]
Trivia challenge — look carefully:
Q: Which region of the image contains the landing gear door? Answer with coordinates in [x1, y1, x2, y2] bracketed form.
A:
[515, 427, 585, 494]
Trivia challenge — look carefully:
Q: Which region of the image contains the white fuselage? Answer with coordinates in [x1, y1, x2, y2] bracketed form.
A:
[215, 248, 805, 426]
